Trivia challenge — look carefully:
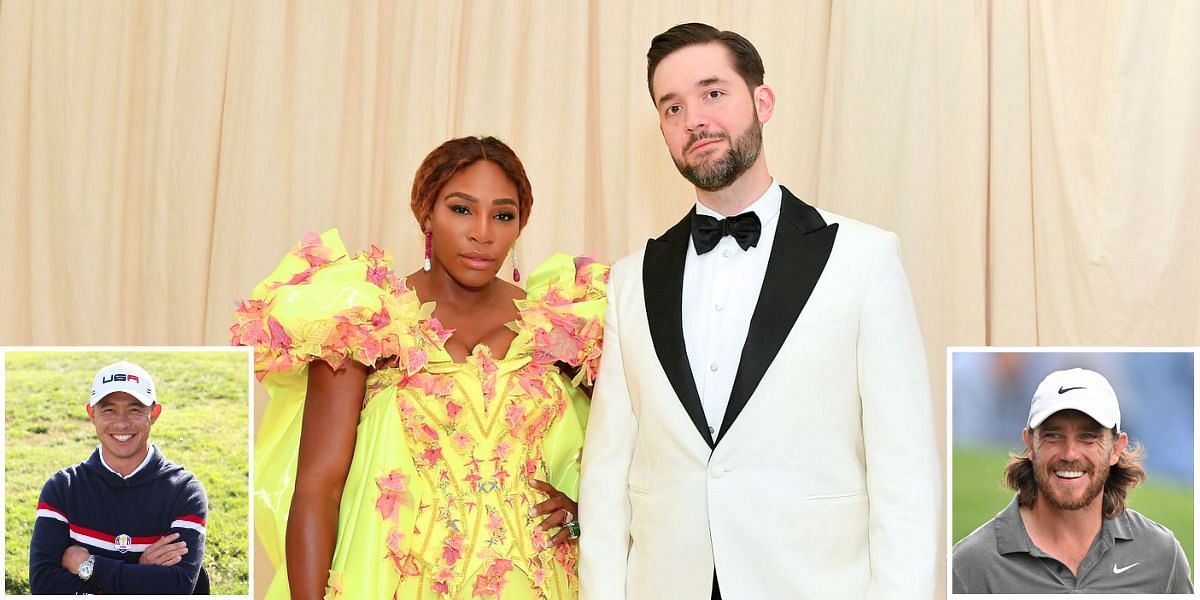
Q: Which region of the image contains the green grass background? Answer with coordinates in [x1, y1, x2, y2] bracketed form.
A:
[953, 445, 1194, 574]
[5, 350, 250, 595]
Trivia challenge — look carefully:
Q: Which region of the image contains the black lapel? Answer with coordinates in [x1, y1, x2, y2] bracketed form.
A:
[715, 187, 838, 444]
[643, 208, 715, 448]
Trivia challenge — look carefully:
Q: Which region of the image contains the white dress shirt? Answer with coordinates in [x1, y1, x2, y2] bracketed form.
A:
[682, 179, 782, 437]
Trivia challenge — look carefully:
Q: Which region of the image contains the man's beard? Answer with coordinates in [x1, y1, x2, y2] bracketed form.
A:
[1032, 454, 1109, 511]
[673, 112, 763, 192]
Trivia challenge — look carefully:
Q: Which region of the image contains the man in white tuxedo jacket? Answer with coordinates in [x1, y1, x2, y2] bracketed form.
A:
[579, 23, 940, 599]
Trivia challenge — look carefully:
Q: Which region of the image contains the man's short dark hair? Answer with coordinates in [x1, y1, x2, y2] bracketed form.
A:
[646, 22, 765, 102]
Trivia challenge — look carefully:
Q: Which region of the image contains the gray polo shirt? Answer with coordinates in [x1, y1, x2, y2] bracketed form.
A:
[953, 496, 1192, 593]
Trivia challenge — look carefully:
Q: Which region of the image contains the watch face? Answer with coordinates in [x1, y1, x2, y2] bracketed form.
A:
[78, 558, 93, 580]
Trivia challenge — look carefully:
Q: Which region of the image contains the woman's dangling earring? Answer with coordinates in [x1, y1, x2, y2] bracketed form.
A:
[423, 230, 432, 272]
[511, 242, 521, 282]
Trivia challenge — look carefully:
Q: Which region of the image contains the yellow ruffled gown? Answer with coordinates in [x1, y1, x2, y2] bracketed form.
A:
[232, 230, 608, 599]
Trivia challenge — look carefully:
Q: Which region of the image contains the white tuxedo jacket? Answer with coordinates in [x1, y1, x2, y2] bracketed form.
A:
[579, 188, 940, 599]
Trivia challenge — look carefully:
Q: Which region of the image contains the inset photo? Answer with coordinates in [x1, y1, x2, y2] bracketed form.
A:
[3, 348, 251, 595]
[950, 349, 1195, 594]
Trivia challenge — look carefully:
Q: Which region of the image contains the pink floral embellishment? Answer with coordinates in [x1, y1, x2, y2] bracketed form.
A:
[540, 288, 569, 307]
[523, 409, 553, 445]
[471, 558, 514, 597]
[406, 348, 428, 374]
[505, 404, 525, 426]
[416, 423, 439, 442]
[369, 307, 391, 329]
[486, 511, 504, 533]
[573, 255, 596, 271]
[297, 231, 333, 267]
[512, 359, 552, 394]
[282, 267, 318, 287]
[420, 317, 454, 346]
[387, 529, 405, 554]
[403, 373, 451, 397]
[451, 432, 471, 448]
[474, 350, 498, 400]
[535, 326, 583, 363]
[397, 398, 416, 417]
[375, 471, 410, 522]
[431, 568, 454, 594]
[420, 444, 443, 466]
[554, 541, 577, 582]
[464, 471, 482, 492]
[363, 244, 387, 261]
[230, 300, 268, 342]
[442, 533, 465, 566]
[385, 529, 420, 577]
[531, 528, 549, 552]
[445, 400, 462, 420]
[365, 265, 388, 287]
[266, 317, 292, 350]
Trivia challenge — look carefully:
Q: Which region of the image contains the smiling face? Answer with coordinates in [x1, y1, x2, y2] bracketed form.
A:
[1023, 409, 1126, 511]
[423, 159, 521, 289]
[652, 42, 772, 192]
[87, 391, 161, 469]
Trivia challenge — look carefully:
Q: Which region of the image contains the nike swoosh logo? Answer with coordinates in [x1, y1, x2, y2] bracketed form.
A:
[1113, 562, 1140, 574]
[1058, 386, 1086, 394]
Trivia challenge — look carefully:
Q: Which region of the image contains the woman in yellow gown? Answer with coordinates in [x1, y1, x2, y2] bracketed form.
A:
[232, 137, 607, 599]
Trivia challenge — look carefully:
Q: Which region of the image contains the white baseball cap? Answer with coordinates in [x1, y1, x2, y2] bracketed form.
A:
[1027, 368, 1120, 431]
[90, 361, 156, 407]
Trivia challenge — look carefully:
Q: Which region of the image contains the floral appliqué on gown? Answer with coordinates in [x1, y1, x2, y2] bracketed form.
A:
[233, 230, 607, 599]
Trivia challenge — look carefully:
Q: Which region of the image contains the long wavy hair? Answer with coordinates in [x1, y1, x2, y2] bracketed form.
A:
[1004, 430, 1146, 518]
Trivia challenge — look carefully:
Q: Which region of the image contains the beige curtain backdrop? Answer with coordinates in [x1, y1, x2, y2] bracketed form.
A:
[3, 1, 1199, 598]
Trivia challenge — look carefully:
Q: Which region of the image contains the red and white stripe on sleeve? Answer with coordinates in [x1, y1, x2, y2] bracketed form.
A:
[35, 502, 67, 523]
[171, 514, 206, 534]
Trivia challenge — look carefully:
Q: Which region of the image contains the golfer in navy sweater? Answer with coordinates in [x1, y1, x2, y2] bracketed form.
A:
[29, 360, 208, 594]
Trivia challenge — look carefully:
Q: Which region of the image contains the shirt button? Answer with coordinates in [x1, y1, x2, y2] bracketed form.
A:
[709, 362, 719, 372]
[722, 249, 733, 258]
[714, 303, 724, 311]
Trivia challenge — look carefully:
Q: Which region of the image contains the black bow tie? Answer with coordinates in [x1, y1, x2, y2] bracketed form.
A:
[691, 211, 762, 255]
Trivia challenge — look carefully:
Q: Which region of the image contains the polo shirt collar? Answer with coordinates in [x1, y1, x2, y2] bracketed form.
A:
[993, 495, 1136, 558]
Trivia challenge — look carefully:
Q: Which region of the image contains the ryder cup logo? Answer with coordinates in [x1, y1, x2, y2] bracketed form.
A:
[115, 533, 132, 553]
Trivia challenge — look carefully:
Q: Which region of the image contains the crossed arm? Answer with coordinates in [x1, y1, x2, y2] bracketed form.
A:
[30, 478, 207, 594]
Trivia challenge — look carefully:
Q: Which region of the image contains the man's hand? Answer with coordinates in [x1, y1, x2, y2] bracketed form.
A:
[139, 532, 189, 566]
[60, 545, 91, 574]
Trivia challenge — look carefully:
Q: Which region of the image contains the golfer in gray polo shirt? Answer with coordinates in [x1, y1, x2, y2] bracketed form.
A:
[952, 368, 1192, 594]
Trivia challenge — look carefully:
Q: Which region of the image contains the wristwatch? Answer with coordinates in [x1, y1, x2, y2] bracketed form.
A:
[77, 555, 95, 581]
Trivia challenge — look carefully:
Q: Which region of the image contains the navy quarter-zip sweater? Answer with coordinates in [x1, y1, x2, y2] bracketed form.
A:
[29, 445, 208, 594]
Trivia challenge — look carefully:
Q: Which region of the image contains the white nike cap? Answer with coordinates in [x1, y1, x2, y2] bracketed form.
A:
[1027, 368, 1120, 431]
[90, 361, 156, 407]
